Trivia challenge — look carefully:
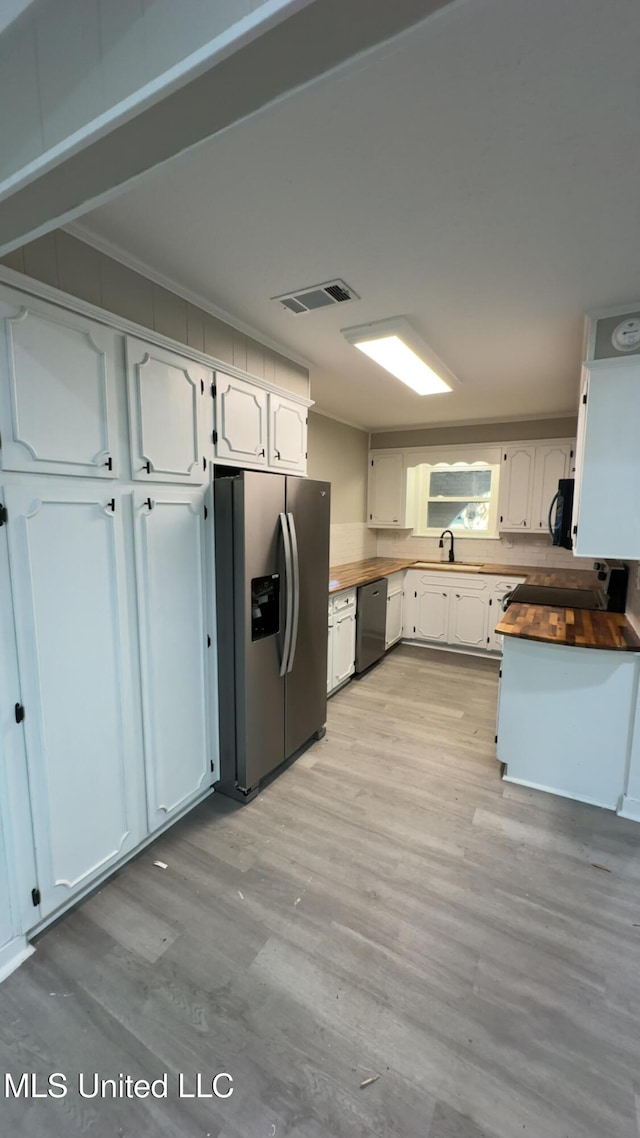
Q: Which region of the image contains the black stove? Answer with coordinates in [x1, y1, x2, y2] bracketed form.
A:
[504, 583, 607, 611]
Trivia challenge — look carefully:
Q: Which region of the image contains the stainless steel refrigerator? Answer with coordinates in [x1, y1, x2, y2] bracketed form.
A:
[214, 469, 331, 800]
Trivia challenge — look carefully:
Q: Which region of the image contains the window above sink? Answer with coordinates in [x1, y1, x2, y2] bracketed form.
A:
[410, 460, 501, 538]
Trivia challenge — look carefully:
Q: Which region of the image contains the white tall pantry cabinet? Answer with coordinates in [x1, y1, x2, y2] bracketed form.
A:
[0, 276, 311, 979]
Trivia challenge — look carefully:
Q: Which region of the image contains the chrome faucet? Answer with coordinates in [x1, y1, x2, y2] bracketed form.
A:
[439, 529, 455, 562]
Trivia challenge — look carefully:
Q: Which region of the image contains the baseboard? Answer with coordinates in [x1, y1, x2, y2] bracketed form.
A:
[0, 938, 34, 984]
[502, 773, 615, 812]
[401, 638, 501, 660]
[617, 795, 640, 823]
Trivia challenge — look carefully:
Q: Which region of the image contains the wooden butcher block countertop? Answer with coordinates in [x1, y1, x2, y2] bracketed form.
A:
[328, 557, 416, 594]
[496, 604, 640, 652]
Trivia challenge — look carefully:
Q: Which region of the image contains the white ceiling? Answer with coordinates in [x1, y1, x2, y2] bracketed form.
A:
[77, 0, 640, 431]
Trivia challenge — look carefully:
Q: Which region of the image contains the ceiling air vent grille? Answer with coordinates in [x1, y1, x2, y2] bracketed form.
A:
[272, 279, 359, 314]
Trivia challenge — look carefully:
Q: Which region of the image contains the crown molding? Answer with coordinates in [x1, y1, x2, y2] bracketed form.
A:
[65, 221, 314, 372]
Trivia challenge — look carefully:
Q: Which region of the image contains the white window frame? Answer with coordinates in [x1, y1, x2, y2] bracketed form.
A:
[411, 459, 501, 539]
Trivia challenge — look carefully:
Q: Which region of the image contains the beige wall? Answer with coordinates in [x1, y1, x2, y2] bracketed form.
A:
[0, 231, 309, 398]
[371, 417, 578, 450]
[307, 411, 368, 524]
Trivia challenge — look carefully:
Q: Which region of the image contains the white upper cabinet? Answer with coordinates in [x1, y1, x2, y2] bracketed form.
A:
[0, 289, 119, 478]
[368, 450, 407, 528]
[498, 439, 575, 533]
[4, 483, 146, 921]
[498, 445, 536, 531]
[573, 359, 640, 558]
[126, 336, 210, 484]
[133, 488, 213, 830]
[214, 372, 268, 466]
[268, 393, 307, 473]
[530, 442, 573, 532]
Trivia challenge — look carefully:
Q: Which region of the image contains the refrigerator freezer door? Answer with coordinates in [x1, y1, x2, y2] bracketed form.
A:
[233, 471, 287, 790]
[284, 477, 331, 757]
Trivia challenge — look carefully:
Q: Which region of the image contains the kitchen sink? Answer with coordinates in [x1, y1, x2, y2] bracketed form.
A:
[412, 561, 484, 573]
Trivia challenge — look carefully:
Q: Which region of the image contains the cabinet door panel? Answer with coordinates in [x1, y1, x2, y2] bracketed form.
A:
[327, 618, 334, 694]
[134, 489, 211, 829]
[0, 293, 118, 478]
[499, 446, 535, 530]
[368, 451, 405, 527]
[215, 372, 267, 465]
[269, 394, 307, 472]
[5, 485, 144, 920]
[448, 591, 489, 648]
[414, 587, 449, 642]
[126, 336, 208, 483]
[385, 590, 403, 649]
[531, 443, 572, 531]
[333, 612, 356, 687]
[0, 810, 14, 951]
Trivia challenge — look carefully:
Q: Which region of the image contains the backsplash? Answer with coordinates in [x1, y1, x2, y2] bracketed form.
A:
[375, 530, 596, 570]
[330, 523, 377, 565]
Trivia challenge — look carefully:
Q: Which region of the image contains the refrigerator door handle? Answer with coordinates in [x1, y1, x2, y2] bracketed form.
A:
[279, 512, 294, 677]
[287, 511, 300, 674]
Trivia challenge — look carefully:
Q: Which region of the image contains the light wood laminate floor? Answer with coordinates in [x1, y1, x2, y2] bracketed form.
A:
[2, 645, 640, 1138]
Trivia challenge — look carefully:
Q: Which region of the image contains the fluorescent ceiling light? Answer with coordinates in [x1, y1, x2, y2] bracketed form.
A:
[342, 317, 458, 396]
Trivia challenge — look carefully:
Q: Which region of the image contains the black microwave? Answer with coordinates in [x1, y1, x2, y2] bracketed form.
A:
[548, 478, 574, 550]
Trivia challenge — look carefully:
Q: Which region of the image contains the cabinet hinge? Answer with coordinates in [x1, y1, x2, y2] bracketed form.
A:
[108, 499, 115, 512]
[31, 887, 41, 907]
[413, 626, 416, 634]
[211, 383, 217, 398]
[371, 459, 374, 467]
[570, 449, 574, 458]
[414, 591, 417, 598]
[200, 379, 204, 395]
[305, 452, 308, 460]
[489, 597, 493, 606]
[500, 515, 503, 523]
[369, 513, 372, 521]
[15, 702, 25, 724]
[503, 453, 507, 461]
[486, 636, 490, 643]
[204, 505, 208, 519]
[0, 503, 7, 526]
[104, 456, 113, 471]
[499, 668, 502, 678]
[202, 456, 207, 471]
[212, 430, 218, 445]
[210, 760, 215, 772]
[573, 524, 577, 535]
[494, 734, 498, 745]
[582, 392, 587, 405]
[207, 634, 211, 648]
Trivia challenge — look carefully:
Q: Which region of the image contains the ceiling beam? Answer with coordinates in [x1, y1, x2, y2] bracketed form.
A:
[0, 0, 451, 254]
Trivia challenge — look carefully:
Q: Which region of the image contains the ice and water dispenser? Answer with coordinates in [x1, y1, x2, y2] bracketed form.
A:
[251, 575, 280, 641]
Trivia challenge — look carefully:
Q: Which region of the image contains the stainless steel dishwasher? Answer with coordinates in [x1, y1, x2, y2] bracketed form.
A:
[355, 577, 388, 674]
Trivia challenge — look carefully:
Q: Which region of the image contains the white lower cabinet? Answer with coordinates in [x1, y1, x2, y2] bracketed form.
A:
[0, 810, 15, 955]
[4, 483, 147, 921]
[405, 570, 525, 654]
[448, 589, 489, 649]
[414, 584, 450, 642]
[328, 589, 356, 694]
[385, 570, 405, 650]
[133, 488, 213, 830]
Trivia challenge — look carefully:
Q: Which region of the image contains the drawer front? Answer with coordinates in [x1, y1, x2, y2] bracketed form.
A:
[333, 589, 356, 613]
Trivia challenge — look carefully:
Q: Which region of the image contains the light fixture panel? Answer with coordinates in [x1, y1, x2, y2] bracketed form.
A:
[341, 317, 459, 395]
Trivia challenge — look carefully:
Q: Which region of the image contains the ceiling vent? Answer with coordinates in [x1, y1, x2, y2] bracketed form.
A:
[272, 279, 359, 314]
